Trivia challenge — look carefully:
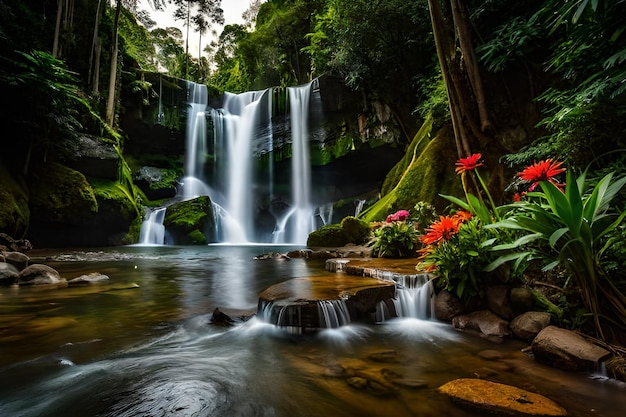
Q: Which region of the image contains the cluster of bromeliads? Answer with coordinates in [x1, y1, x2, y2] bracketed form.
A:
[372, 153, 626, 342]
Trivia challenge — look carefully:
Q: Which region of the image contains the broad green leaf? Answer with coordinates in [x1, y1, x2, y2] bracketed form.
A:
[484, 251, 531, 272]
[549, 227, 570, 247]
[492, 232, 543, 250]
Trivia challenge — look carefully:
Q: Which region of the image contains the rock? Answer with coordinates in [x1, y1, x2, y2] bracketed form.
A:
[0, 233, 32, 253]
[210, 308, 235, 326]
[133, 166, 177, 200]
[510, 312, 551, 341]
[452, 309, 511, 339]
[434, 290, 463, 322]
[2, 251, 30, 270]
[438, 378, 567, 416]
[67, 272, 110, 285]
[0, 262, 19, 284]
[487, 285, 514, 320]
[510, 287, 534, 315]
[67, 134, 120, 180]
[257, 275, 396, 331]
[531, 326, 611, 372]
[164, 196, 216, 244]
[18, 264, 65, 285]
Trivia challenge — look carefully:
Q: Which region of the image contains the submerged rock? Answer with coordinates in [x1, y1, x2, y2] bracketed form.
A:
[18, 264, 65, 286]
[438, 378, 567, 416]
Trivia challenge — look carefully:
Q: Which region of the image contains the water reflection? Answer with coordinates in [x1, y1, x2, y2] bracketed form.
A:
[1, 245, 625, 417]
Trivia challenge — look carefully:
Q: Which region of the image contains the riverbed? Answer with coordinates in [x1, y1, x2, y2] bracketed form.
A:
[1, 245, 624, 416]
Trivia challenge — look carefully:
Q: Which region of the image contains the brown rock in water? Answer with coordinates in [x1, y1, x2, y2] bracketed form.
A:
[438, 378, 567, 416]
[211, 308, 235, 326]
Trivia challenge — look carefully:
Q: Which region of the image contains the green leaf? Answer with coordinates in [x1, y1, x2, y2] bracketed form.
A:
[484, 251, 531, 272]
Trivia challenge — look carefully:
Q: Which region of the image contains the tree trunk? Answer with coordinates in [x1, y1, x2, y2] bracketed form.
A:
[450, 0, 492, 134]
[106, 0, 122, 127]
[52, 0, 63, 57]
[89, 0, 104, 94]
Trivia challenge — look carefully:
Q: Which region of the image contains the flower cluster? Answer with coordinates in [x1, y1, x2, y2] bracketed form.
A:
[386, 209, 410, 223]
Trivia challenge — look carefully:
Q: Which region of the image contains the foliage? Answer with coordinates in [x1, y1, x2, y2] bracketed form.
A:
[486, 168, 626, 340]
[417, 217, 500, 300]
[371, 217, 419, 258]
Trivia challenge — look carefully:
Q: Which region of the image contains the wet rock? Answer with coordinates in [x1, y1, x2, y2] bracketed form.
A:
[531, 326, 611, 372]
[210, 308, 235, 326]
[257, 275, 395, 330]
[0, 262, 20, 285]
[323, 364, 347, 378]
[67, 272, 110, 285]
[367, 350, 400, 363]
[510, 287, 534, 315]
[510, 312, 551, 341]
[0, 233, 32, 253]
[487, 285, 514, 320]
[2, 251, 30, 270]
[438, 378, 567, 416]
[434, 290, 463, 322]
[18, 264, 65, 285]
[452, 309, 511, 339]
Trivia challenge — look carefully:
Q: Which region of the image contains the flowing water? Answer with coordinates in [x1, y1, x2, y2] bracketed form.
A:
[1, 245, 624, 416]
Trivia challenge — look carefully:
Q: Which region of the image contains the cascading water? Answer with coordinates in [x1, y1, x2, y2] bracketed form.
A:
[139, 79, 320, 245]
[138, 207, 167, 245]
[272, 81, 317, 244]
[375, 274, 435, 322]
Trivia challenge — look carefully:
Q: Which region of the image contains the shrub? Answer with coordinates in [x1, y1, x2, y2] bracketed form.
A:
[371, 221, 419, 258]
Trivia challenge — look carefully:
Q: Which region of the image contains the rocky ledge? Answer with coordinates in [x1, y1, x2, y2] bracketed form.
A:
[257, 274, 395, 332]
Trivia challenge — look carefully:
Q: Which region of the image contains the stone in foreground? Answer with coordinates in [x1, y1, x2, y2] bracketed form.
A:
[438, 378, 567, 416]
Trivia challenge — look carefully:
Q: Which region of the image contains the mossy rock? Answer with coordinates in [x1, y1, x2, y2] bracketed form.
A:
[307, 224, 349, 247]
[0, 164, 29, 237]
[164, 196, 215, 245]
[307, 216, 371, 247]
[361, 118, 463, 222]
[90, 178, 143, 245]
[28, 162, 98, 224]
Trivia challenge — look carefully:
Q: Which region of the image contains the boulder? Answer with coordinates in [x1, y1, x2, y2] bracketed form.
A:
[438, 378, 567, 416]
[164, 196, 216, 244]
[133, 166, 178, 200]
[2, 251, 30, 270]
[510, 312, 551, 341]
[67, 134, 120, 180]
[0, 262, 19, 285]
[434, 290, 463, 322]
[531, 326, 611, 372]
[18, 264, 65, 285]
[487, 285, 514, 320]
[452, 309, 511, 339]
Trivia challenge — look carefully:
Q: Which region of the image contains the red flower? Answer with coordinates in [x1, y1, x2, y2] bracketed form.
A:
[452, 210, 473, 223]
[513, 193, 521, 202]
[386, 209, 410, 222]
[517, 159, 565, 191]
[455, 153, 484, 174]
[420, 215, 461, 245]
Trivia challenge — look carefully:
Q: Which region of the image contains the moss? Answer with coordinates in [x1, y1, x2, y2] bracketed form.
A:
[307, 224, 349, 247]
[164, 196, 215, 244]
[340, 216, 371, 243]
[29, 162, 98, 222]
[361, 117, 463, 222]
[0, 164, 29, 237]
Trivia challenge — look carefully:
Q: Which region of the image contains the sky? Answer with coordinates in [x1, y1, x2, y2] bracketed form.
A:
[137, 0, 251, 58]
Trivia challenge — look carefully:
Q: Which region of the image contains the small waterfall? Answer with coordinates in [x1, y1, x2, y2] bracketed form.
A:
[139, 208, 167, 245]
[318, 300, 351, 328]
[317, 203, 334, 226]
[375, 274, 435, 322]
[354, 199, 366, 217]
[182, 81, 209, 199]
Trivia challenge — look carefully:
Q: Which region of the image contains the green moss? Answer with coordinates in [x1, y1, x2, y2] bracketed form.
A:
[0, 164, 29, 236]
[307, 224, 348, 247]
[29, 162, 98, 222]
[164, 196, 215, 244]
[340, 216, 371, 243]
[361, 117, 463, 222]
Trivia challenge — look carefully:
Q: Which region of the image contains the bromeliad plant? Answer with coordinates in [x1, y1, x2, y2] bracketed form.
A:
[486, 165, 626, 340]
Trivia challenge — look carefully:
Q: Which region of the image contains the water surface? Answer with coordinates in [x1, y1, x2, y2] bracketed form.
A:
[1, 245, 624, 416]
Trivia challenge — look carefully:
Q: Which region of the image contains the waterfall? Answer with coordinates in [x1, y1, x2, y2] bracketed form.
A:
[272, 81, 316, 244]
[375, 274, 435, 322]
[354, 199, 366, 217]
[318, 300, 351, 328]
[138, 79, 321, 245]
[139, 208, 167, 245]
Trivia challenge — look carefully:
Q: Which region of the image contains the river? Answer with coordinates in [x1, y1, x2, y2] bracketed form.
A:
[1, 245, 624, 416]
